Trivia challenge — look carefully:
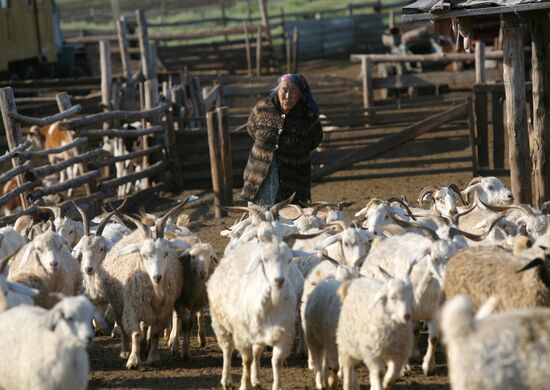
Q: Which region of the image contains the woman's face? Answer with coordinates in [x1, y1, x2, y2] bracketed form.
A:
[278, 81, 302, 113]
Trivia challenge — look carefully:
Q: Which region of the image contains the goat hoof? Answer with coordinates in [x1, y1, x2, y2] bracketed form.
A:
[119, 351, 130, 359]
[126, 354, 140, 370]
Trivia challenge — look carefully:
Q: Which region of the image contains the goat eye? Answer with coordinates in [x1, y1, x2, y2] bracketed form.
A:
[487, 185, 494, 190]
[66, 316, 73, 322]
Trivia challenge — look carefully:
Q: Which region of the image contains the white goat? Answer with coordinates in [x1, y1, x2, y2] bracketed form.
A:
[207, 239, 301, 390]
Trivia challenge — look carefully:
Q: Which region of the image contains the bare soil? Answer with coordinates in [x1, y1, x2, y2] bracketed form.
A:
[88, 59, 503, 389]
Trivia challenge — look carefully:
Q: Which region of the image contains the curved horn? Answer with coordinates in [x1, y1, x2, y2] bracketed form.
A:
[289, 204, 305, 218]
[452, 202, 477, 225]
[389, 213, 439, 241]
[95, 211, 115, 237]
[156, 196, 194, 239]
[312, 202, 336, 216]
[418, 186, 437, 206]
[449, 184, 467, 205]
[37, 205, 62, 220]
[322, 252, 340, 266]
[72, 202, 89, 237]
[269, 192, 296, 220]
[117, 212, 151, 239]
[448, 215, 505, 242]
[338, 201, 355, 211]
[322, 220, 348, 232]
[386, 197, 417, 221]
[478, 198, 535, 216]
[219, 205, 267, 222]
[465, 177, 482, 188]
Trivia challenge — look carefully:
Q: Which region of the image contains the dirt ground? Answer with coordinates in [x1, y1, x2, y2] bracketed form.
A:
[88, 59, 499, 389]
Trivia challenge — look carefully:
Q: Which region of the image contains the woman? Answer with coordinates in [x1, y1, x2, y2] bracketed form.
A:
[241, 74, 323, 206]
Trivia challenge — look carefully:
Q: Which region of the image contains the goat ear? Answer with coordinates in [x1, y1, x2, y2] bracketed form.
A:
[168, 239, 192, 252]
[318, 233, 342, 249]
[93, 309, 108, 331]
[6, 281, 39, 297]
[517, 258, 544, 273]
[47, 306, 65, 331]
[369, 290, 387, 310]
[244, 254, 262, 274]
[20, 244, 34, 269]
[117, 244, 140, 256]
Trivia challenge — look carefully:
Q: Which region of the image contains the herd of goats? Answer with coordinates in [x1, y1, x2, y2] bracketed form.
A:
[1, 175, 550, 389]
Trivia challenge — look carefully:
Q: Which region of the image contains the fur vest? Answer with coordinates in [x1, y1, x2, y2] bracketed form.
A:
[241, 95, 323, 203]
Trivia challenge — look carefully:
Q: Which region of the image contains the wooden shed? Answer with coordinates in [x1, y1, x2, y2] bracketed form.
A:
[402, 0, 550, 207]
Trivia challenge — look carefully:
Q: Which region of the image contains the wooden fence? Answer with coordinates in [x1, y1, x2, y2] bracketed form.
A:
[0, 86, 176, 225]
[472, 82, 533, 177]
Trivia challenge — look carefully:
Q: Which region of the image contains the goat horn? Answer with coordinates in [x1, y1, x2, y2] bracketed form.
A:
[219, 205, 267, 222]
[449, 215, 505, 242]
[322, 252, 340, 266]
[389, 213, 439, 241]
[269, 192, 296, 220]
[338, 201, 355, 211]
[386, 197, 417, 221]
[117, 212, 151, 239]
[95, 211, 115, 237]
[449, 184, 467, 205]
[466, 177, 482, 188]
[312, 202, 335, 216]
[322, 220, 347, 232]
[478, 199, 535, 216]
[72, 202, 89, 237]
[156, 196, 194, 239]
[289, 204, 305, 217]
[418, 186, 437, 206]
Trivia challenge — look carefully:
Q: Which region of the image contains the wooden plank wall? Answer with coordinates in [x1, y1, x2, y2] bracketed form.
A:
[284, 14, 387, 60]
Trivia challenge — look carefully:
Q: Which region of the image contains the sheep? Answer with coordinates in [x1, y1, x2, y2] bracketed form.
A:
[8, 228, 81, 296]
[302, 264, 360, 389]
[101, 199, 192, 369]
[359, 224, 469, 376]
[441, 294, 550, 390]
[0, 295, 105, 390]
[33, 205, 86, 250]
[207, 239, 301, 390]
[461, 176, 514, 206]
[169, 242, 218, 360]
[0, 255, 40, 309]
[336, 272, 415, 390]
[443, 246, 550, 312]
[0, 224, 27, 261]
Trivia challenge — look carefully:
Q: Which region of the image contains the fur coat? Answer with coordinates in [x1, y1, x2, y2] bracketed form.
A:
[241, 95, 323, 204]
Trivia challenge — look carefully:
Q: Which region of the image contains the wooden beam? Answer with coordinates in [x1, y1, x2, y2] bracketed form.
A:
[28, 171, 101, 199]
[99, 161, 169, 191]
[136, 9, 157, 81]
[244, 22, 252, 77]
[361, 56, 373, 109]
[474, 89, 489, 169]
[475, 42, 486, 84]
[100, 40, 112, 112]
[492, 90, 505, 169]
[311, 103, 468, 181]
[0, 140, 31, 166]
[0, 87, 29, 209]
[77, 125, 165, 138]
[8, 104, 82, 126]
[502, 14, 531, 204]
[207, 111, 226, 218]
[530, 12, 550, 208]
[217, 106, 233, 205]
[116, 16, 133, 83]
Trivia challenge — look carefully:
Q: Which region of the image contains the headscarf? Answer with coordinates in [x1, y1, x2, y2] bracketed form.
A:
[274, 73, 319, 116]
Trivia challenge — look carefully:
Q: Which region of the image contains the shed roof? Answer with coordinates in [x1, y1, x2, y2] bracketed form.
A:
[402, 0, 550, 22]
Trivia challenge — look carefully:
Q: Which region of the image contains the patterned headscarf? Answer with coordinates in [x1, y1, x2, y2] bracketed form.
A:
[275, 73, 319, 116]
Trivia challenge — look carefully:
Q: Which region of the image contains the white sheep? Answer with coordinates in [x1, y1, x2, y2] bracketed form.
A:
[303, 266, 359, 389]
[8, 229, 81, 296]
[337, 273, 414, 390]
[101, 199, 191, 369]
[441, 294, 550, 390]
[0, 295, 105, 390]
[35, 205, 84, 249]
[207, 239, 300, 390]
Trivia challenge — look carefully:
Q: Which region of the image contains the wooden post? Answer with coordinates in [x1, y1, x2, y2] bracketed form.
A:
[217, 106, 233, 206]
[286, 37, 292, 74]
[467, 97, 479, 176]
[475, 42, 486, 84]
[361, 57, 374, 109]
[206, 111, 226, 218]
[502, 14, 531, 204]
[244, 22, 253, 77]
[99, 40, 112, 114]
[256, 26, 262, 77]
[474, 89, 489, 169]
[292, 26, 299, 73]
[348, 3, 354, 17]
[492, 90, 505, 170]
[530, 12, 550, 207]
[136, 9, 157, 81]
[0, 87, 29, 209]
[141, 79, 160, 189]
[110, 0, 120, 25]
[116, 16, 133, 84]
[56, 92, 94, 195]
[389, 10, 395, 29]
[258, 0, 273, 49]
[166, 87, 183, 187]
